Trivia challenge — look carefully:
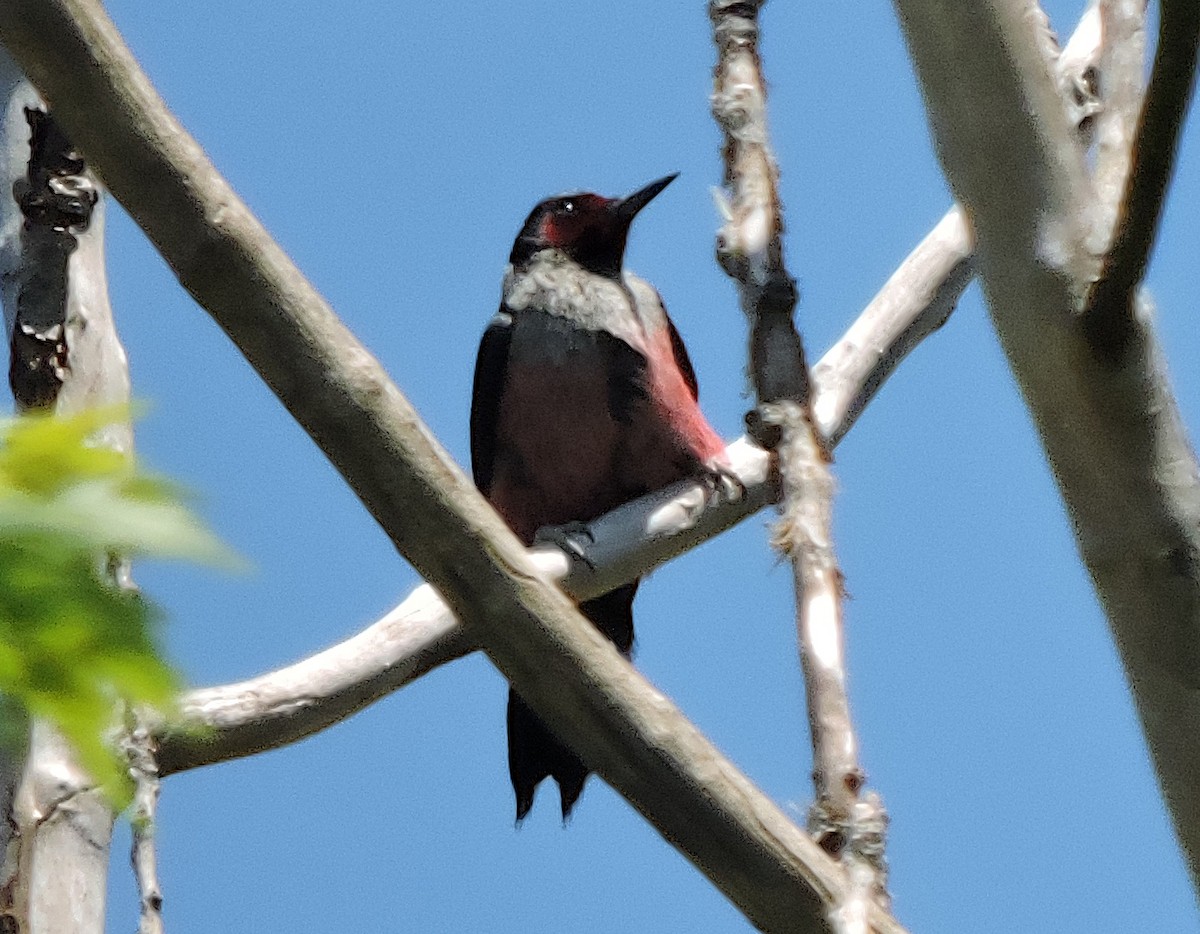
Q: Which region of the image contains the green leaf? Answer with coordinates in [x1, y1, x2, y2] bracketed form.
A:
[0, 407, 236, 807]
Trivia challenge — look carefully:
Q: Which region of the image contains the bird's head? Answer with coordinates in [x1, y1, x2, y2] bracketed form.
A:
[509, 174, 677, 278]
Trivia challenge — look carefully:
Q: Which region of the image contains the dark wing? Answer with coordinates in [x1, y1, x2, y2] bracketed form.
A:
[665, 314, 700, 401]
[469, 310, 514, 496]
[604, 329, 651, 427]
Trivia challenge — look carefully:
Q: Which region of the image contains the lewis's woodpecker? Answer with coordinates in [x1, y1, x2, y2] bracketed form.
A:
[470, 174, 727, 821]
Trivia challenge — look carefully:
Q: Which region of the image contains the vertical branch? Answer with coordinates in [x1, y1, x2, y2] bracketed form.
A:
[11, 725, 112, 934]
[0, 46, 132, 934]
[708, 1, 887, 927]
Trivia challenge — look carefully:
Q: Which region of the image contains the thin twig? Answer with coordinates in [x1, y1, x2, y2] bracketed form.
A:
[709, 0, 886, 925]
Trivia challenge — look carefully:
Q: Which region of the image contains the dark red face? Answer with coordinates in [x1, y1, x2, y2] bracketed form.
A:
[534, 193, 611, 249]
[510, 192, 625, 277]
[509, 175, 677, 278]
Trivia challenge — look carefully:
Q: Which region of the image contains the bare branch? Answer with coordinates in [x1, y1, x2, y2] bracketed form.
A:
[159, 583, 474, 775]
[894, 0, 1200, 892]
[710, 0, 887, 925]
[12, 724, 113, 934]
[1086, 0, 1197, 359]
[812, 208, 972, 445]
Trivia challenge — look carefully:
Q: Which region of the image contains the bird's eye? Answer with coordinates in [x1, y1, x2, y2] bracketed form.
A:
[561, 201, 575, 214]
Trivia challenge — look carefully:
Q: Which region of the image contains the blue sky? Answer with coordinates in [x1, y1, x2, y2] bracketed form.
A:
[91, 1, 1200, 931]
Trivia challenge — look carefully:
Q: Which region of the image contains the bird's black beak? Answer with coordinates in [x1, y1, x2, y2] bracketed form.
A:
[615, 173, 678, 221]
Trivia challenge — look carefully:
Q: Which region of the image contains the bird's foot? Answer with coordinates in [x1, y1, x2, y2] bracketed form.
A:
[703, 458, 745, 505]
[534, 521, 596, 569]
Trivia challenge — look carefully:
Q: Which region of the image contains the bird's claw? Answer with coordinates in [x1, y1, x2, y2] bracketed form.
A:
[534, 521, 596, 569]
[703, 459, 745, 504]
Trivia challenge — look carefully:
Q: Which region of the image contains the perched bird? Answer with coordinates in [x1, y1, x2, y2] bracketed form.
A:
[470, 174, 727, 821]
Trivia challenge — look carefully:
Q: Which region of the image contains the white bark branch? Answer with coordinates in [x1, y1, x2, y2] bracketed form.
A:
[1086, 0, 1197, 358]
[894, 0, 1200, 893]
[13, 724, 112, 934]
[812, 207, 971, 445]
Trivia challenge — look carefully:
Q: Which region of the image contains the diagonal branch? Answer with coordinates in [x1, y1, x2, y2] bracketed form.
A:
[812, 207, 972, 445]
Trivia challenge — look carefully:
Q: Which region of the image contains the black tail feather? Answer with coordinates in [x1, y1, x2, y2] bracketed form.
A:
[507, 583, 637, 821]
